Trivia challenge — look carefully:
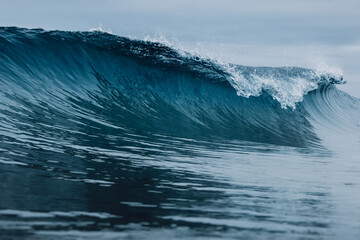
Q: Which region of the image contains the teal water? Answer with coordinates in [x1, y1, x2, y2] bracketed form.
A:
[0, 27, 359, 240]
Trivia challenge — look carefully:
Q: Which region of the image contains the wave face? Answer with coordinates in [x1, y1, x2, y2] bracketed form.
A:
[1, 27, 360, 239]
[0, 27, 351, 148]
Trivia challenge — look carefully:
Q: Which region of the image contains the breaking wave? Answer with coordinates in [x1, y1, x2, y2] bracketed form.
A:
[0, 27, 357, 148]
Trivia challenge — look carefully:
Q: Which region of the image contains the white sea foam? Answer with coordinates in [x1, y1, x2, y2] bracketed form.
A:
[222, 64, 342, 109]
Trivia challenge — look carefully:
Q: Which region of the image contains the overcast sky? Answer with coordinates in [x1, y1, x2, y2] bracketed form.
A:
[1, 0, 359, 97]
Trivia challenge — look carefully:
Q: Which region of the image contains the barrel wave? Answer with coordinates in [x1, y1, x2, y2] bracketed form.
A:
[1, 27, 360, 239]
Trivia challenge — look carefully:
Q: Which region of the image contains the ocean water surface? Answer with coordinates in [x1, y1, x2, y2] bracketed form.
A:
[0, 27, 359, 239]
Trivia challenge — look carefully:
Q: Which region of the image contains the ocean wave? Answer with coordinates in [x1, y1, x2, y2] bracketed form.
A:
[0, 27, 356, 148]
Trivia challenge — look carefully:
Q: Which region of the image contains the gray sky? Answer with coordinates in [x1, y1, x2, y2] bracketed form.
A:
[1, 0, 359, 97]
